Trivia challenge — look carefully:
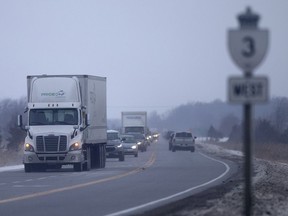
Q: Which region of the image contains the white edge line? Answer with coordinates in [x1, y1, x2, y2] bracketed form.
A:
[105, 153, 230, 216]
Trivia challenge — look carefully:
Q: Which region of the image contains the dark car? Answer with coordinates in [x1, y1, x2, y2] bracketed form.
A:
[127, 133, 148, 152]
[106, 130, 125, 161]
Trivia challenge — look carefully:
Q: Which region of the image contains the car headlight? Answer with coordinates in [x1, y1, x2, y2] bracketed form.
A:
[117, 144, 123, 148]
[137, 142, 142, 145]
[131, 145, 137, 149]
[25, 143, 34, 152]
[69, 142, 81, 151]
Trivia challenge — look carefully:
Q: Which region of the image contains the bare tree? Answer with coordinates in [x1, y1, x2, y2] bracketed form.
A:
[271, 97, 288, 133]
[219, 113, 240, 137]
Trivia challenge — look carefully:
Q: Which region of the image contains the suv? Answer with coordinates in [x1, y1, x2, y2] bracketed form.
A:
[171, 131, 196, 152]
[106, 130, 125, 161]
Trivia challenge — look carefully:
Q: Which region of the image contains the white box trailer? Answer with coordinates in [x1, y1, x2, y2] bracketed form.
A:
[121, 111, 147, 135]
[18, 75, 107, 172]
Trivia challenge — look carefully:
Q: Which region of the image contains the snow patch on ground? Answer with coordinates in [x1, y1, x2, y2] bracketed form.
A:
[176, 142, 288, 216]
[0, 164, 23, 172]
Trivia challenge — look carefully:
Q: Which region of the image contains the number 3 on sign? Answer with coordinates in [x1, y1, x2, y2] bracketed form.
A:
[242, 36, 255, 58]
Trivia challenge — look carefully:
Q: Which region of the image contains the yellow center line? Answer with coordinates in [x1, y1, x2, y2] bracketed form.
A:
[0, 152, 156, 204]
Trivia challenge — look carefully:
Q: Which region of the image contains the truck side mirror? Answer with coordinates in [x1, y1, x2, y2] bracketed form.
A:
[86, 114, 90, 126]
[17, 115, 23, 127]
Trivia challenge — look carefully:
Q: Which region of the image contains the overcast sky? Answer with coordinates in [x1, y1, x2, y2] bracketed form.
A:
[0, 1, 287, 119]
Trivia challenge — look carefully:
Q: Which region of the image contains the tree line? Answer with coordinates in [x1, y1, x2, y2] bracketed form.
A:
[1, 96, 288, 153]
[148, 97, 288, 145]
[0, 97, 27, 152]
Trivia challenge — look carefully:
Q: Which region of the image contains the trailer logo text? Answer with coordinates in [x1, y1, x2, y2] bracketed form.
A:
[41, 90, 65, 97]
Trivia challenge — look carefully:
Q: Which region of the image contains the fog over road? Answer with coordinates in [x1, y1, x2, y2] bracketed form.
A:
[0, 138, 238, 216]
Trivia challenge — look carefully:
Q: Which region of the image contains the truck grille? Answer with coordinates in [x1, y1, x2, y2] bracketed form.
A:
[36, 135, 67, 152]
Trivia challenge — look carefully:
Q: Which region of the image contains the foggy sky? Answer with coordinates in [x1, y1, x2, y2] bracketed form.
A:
[0, 1, 287, 119]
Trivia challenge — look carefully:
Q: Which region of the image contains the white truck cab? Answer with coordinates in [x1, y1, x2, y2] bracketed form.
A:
[18, 75, 107, 172]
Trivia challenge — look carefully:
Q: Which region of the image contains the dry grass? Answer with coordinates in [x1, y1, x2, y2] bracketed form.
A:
[0, 150, 22, 167]
[214, 142, 288, 164]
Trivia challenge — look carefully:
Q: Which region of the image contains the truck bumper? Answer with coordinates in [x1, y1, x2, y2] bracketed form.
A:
[173, 144, 195, 151]
[23, 151, 84, 165]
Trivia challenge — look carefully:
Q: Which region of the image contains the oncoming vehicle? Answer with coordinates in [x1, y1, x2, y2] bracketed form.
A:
[106, 130, 125, 161]
[171, 131, 196, 152]
[168, 132, 175, 151]
[121, 134, 138, 157]
[128, 133, 148, 152]
[18, 75, 107, 172]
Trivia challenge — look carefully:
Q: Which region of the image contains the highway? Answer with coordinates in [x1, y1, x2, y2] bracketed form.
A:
[0, 138, 238, 216]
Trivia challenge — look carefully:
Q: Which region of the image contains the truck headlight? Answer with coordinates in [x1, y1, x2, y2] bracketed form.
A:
[69, 142, 81, 151]
[25, 143, 34, 152]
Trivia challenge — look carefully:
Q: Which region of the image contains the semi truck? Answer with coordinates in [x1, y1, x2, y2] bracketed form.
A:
[121, 111, 147, 135]
[18, 75, 107, 172]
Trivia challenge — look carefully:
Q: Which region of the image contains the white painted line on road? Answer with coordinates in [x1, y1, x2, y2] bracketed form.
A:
[0, 153, 156, 204]
[13, 185, 50, 188]
[105, 153, 231, 216]
[37, 177, 47, 180]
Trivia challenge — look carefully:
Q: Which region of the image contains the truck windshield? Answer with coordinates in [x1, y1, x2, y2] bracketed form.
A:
[107, 133, 119, 140]
[29, 108, 78, 125]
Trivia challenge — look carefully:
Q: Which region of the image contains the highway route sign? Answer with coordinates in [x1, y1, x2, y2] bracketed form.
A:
[228, 29, 268, 71]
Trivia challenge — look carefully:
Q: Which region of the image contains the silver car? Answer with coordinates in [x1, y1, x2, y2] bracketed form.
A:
[121, 134, 139, 157]
[106, 130, 125, 161]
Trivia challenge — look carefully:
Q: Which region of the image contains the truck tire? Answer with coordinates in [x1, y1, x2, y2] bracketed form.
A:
[74, 163, 82, 172]
[119, 152, 125, 161]
[100, 144, 106, 168]
[83, 146, 91, 171]
[24, 164, 33, 173]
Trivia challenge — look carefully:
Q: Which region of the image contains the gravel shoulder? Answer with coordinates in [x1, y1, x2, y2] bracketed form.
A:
[139, 142, 288, 216]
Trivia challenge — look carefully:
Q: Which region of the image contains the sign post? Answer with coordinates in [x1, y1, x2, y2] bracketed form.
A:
[228, 7, 269, 216]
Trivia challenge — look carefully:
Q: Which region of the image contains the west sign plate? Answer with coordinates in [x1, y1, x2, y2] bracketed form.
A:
[228, 76, 268, 103]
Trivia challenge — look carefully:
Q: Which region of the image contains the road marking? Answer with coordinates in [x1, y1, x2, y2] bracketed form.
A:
[105, 153, 230, 216]
[0, 152, 156, 204]
[13, 185, 50, 188]
[37, 177, 47, 180]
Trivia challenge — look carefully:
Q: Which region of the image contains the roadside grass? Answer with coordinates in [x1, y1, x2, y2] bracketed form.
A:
[213, 141, 288, 164]
[0, 150, 22, 167]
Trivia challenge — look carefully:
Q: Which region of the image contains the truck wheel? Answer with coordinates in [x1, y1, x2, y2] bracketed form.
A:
[100, 144, 106, 168]
[36, 164, 47, 172]
[119, 153, 125, 161]
[83, 146, 91, 171]
[24, 164, 32, 173]
[74, 163, 82, 172]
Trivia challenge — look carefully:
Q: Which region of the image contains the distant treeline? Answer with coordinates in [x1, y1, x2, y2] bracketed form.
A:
[1, 97, 288, 153]
[0, 97, 27, 152]
[147, 98, 288, 144]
